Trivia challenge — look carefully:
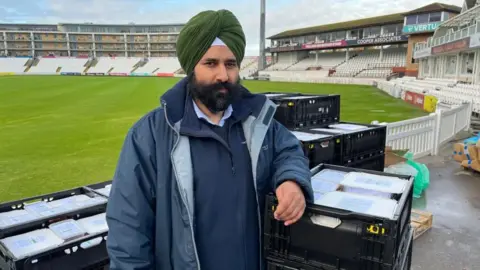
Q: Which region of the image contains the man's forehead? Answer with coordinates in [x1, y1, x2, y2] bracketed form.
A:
[201, 46, 236, 62]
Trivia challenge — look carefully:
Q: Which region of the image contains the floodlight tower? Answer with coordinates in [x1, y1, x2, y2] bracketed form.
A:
[259, 0, 267, 70]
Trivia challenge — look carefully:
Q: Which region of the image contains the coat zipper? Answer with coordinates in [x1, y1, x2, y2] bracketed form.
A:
[163, 101, 202, 270]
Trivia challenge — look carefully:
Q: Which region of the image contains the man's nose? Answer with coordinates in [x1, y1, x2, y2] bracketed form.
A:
[216, 65, 228, 83]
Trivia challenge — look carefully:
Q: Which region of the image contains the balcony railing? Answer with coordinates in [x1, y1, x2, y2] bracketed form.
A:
[415, 22, 480, 52]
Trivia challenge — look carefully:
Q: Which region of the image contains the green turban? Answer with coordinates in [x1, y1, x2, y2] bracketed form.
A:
[176, 9, 246, 75]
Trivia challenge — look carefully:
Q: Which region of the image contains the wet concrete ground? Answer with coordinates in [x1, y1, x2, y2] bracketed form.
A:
[411, 142, 480, 270]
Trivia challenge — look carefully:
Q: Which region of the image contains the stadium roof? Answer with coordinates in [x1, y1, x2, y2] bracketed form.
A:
[268, 2, 462, 40]
[58, 22, 185, 27]
[403, 2, 462, 15]
[439, 2, 480, 27]
[268, 13, 405, 39]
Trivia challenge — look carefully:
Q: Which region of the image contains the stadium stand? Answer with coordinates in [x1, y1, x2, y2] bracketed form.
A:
[287, 52, 346, 71]
[378, 76, 480, 113]
[332, 48, 406, 78]
[0, 58, 29, 73]
[133, 57, 182, 74]
[86, 57, 141, 74]
[28, 57, 89, 74]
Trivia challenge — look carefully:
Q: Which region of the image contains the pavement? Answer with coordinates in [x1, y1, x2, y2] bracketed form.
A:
[411, 138, 480, 270]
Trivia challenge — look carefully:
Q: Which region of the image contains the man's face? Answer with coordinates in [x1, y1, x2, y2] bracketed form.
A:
[190, 46, 241, 113]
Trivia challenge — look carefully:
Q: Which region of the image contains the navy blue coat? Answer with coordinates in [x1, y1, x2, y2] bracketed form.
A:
[106, 77, 314, 270]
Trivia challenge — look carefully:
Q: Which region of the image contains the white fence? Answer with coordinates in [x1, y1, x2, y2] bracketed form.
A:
[374, 85, 472, 158]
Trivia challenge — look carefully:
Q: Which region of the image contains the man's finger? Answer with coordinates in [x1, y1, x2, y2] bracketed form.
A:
[282, 196, 304, 222]
[284, 203, 305, 226]
[274, 194, 292, 219]
[277, 196, 298, 220]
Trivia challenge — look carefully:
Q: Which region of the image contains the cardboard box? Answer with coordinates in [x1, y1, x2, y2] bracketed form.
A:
[461, 159, 480, 172]
[385, 146, 407, 167]
[453, 143, 477, 162]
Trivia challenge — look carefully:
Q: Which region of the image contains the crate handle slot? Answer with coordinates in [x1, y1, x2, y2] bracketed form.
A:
[80, 236, 103, 249]
[310, 215, 341, 229]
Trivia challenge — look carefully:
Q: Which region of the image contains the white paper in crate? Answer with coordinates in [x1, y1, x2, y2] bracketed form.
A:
[328, 123, 368, 131]
[291, 131, 331, 142]
[96, 184, 112, 197]
[341, 172, 407, 194]
[0, 210, 41, 229]
[77, 213, 108, 235]
[24, 195, 107, 217]
[49, 219, 86, 240]
[315, 191, 397, 219]
[310, 128, 346, 134]
[0, 229, 64, 259]
[311, 169, 348, 184]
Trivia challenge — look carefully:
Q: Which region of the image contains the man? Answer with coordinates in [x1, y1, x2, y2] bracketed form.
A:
[106, 9, 313, 270]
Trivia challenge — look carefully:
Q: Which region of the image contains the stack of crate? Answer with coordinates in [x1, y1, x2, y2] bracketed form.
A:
[0, 181, 112, 270]
[266, 92, 387, 171]
[264, 164, 414, 270]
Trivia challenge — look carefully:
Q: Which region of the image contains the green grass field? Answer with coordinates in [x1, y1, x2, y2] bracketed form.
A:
[0, 76, 427, 202]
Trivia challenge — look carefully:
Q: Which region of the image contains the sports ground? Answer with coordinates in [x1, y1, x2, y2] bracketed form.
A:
[0, 76, 427, 202]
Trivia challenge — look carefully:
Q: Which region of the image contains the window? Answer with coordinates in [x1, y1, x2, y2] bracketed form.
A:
[445, 55, 457, 75]
[382, 24, 397, 35]
[417, 14, 429, 24]
[406, 15, 417, 25]
[429, 12, 442, 22]
[461, 53, 474, 74]
[422, 59, 429, 74]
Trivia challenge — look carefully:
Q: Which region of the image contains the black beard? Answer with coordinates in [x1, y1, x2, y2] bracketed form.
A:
[187, 74, 242, 113]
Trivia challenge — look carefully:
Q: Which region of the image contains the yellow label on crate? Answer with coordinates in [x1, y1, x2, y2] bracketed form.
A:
[367, 224, 386, 235]
[423, 95, 438, 113]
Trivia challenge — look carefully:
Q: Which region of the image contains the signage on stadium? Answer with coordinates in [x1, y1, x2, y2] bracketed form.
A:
[348, 35, 408, 46]
[402, 22, 441, 34]
[301, 40, 347, 49]
[432, 37, 470, 55]
[413, 47, 432, 59]
[269, 45, 301, 52]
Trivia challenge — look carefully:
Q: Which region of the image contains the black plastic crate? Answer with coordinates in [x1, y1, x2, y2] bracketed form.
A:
[264, 164, 414, 270]
[84, 180, 112, 190]
[266, 227, 412, 270]
[270, 94, 340, 129]
[0, 187, 108, 239]
[264, 92, 301, 100]
[84, 180, 112, 198]
[309, 122, 386, 161]
[0, 228, 109, 270]
[290, 130, 342, 169]
[344, 151, 385, 172]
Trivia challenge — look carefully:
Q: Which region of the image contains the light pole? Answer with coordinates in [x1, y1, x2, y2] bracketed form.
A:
[259, 0, 266, 70]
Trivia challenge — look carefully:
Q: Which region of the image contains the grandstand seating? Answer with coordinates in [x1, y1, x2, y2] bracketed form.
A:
[88, 57, 142, 74]
[239, 56, 259, 78]
[133, 57, 181, 74]
[28, 58, 89, 74]
[287, 52, 345, 71]
[333, 48, 406, 78]
[377, 77, 480, 113]
[0, 58, 29, 73]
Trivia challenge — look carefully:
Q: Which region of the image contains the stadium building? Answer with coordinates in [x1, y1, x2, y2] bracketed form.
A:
[262, 2, 461, 80]
[0, 22, 267, 77]
[414, 0, 480, 83]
